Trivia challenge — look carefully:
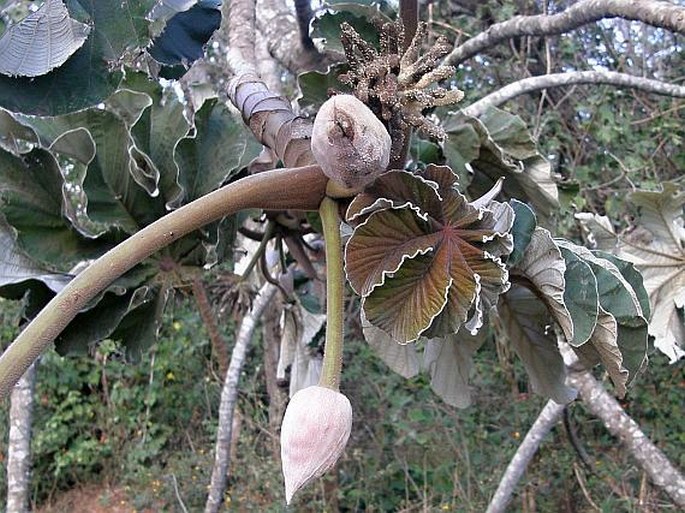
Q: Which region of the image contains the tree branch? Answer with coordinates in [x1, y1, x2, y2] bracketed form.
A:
[486, 400, 566, 513]
[488, 339, 685, 512]
[204, 282, 278, 513]
[462, 70, 685, 118]
[0, 166, 328, 402]
[446, 0, 685, 66]
[567, 370, 685, 508]
[226, 0, 258, 75]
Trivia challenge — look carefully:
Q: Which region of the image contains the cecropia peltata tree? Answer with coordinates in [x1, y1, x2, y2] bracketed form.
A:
[0, 0, 683, 507]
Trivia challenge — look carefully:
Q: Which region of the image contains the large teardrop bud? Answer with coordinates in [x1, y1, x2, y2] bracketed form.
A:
[280, 385, 352, 504]
[311, 94, 391, 193]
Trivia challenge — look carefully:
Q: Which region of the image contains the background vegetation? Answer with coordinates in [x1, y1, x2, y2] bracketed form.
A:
[0, 293, 682, 512]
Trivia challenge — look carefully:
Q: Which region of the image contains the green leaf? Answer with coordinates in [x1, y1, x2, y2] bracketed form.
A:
[443, 108, 559, 220]
[0, 0, 90, 78]
[512, 228, 573, 342]
[174, 98, 262, 203]
[441, 117, 481, 186]
[296, 64, 349, 115]
[573, 307, 627, 396]
[575, 185, 685, 363]
[0, 0, 155, 115]
[0, 218, 71, 294]
[499, 285, 576, 404]
[508, 200, 537, 267]
[423, 331, 486, 408]
[558, 240, 648, 385]
[346, 165, 513, 342]
[558, 246, 599, 346]
[0, 147, 105, 269]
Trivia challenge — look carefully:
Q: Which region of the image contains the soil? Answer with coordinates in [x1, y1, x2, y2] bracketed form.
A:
[33, 484, 160, 513]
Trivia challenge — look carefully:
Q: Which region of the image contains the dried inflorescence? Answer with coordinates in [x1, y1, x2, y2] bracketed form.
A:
[339, 20, 464, 160]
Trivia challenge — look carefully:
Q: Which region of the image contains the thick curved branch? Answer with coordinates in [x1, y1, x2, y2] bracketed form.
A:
[446, 0, 685, 66]
[226, 0, 257, 75]
[462, 71, 685, 118]
[0, 166, 328, 402]
[229, 74, 315, 167]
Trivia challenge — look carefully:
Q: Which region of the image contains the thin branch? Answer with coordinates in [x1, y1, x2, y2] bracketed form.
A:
[461, 70, 685, 118]
[204, 282, 278, 513]
[446, 0, 685, 66]
[170, 473, 190, 513]
[485, 400, 566, 513]
[0, 166, 328, 402]
[192, 277, 229, 377]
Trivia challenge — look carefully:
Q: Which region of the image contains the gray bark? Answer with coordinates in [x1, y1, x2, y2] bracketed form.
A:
[204, 282, 278, 513]
[567, 370, 685, 508]
[6, 360, 38, 513]
[487, 342, 685, 512]
[486, 399, 566, 513]
[446, 0, 685, 66]
[462, 71, 685, 118]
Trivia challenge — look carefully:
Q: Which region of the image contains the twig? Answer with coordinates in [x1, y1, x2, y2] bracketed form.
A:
[170, 473, 190, 513]
[572, 462, 601, 512]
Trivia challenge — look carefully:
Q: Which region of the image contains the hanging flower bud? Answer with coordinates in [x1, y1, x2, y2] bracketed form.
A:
[280, 385, 353, 504]
[311, 94, 391, 193]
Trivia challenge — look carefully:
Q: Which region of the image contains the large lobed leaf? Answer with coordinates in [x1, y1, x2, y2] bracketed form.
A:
[0, 0, 90, 78]
[576, 182, 685, 363]
[443, 107, 559, 221]
[506, 202, 649, 397]
[0, 76, 261, 355]
[345, 164, 514, 343]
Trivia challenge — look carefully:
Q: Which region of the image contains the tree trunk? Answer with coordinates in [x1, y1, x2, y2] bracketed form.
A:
[6, 360, 38, 513]
[204, 282, 278, 513]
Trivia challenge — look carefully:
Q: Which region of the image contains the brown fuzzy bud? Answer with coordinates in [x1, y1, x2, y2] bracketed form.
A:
[280, 385, 352, 504]
[311, 94, 391, 192]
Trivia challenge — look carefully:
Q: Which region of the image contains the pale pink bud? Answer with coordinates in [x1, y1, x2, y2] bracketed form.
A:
[280, 385, 352, 504]
[311, 94, 391, 191]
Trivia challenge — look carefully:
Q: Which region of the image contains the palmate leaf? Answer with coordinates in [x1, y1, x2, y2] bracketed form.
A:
[0, 217, 71, 294]
[345, 164, 513, 343]
[442, 107, 559, 221]
[510, 227, 573, 342]
[576, 183, 685, 363]
[423, 330, 486, 408]
[362, 311, 485, 408]
[0, 0, 90, 78]
[0, 147, 107, 270]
